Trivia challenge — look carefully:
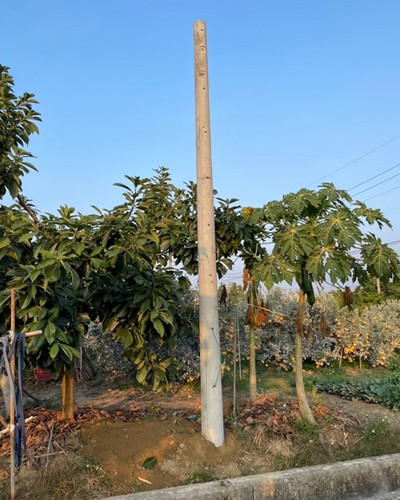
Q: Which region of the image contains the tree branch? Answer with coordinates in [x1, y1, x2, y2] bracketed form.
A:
[16, 194, 40, 223]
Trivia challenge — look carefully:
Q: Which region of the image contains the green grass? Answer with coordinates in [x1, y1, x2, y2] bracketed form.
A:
[223, 366, 296, 396]
[257, 370, 295, 396]
[182, 468, 217, 484]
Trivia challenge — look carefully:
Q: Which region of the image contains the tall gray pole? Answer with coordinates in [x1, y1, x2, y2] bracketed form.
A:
[193, 20, 224, 447]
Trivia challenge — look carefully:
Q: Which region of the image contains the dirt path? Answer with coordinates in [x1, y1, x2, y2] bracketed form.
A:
[26, 380, 202, 413]
[321, 393, 400, 428]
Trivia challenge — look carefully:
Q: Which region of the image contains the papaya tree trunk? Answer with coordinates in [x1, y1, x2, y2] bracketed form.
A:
[61, 366, 74, 420]
[249, 324, 257, 404]
[295, 290, 315, 424]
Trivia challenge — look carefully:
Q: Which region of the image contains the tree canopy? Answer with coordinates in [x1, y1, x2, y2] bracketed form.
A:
[249, 184, 399, 300]
[0, 65, 41, 200]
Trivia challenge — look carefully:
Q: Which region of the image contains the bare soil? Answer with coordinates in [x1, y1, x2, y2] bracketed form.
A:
[15, 378, 400, 498]
[2, 377, 400, 498]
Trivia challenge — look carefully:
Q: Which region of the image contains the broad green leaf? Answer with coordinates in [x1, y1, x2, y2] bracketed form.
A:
[136, 364, 150, 385]
[143, 456, 157, 470]
[105, 246, 124, 258]
[152, 319, 165, 337]
[49, 343, 59, 359]
[116, 326, 133, 347]
[44, 322, 57, 343]
[91, 258, 107, 269]
[0, 237, 11, 249]
[60, 344, 79, 361]
[90, 246, 103, 257]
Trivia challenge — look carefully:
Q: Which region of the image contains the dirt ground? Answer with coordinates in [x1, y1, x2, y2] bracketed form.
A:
[3, 377, 397, 497]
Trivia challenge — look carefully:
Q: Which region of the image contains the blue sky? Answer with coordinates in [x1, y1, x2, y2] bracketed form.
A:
[3, 1, 400, 248]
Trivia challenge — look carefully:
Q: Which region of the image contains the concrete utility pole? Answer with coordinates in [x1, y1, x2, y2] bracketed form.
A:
[193, 20, 224, 447]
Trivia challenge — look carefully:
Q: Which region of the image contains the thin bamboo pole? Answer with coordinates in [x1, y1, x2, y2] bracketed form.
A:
[233, 310, 237, 417]
[237, 305, 242, 380]
[249, 284, 257, 403]
[10, 289, 16, 500]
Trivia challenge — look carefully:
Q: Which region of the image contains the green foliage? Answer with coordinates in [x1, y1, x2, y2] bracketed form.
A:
[0, 177, 198, 384]
[353, 275, 400, 308]
[0, 65, 41, 199]
[360, 234, 400, 287]
[245, 183, 399, 422]
[314, 372, 400, 409]
[252, 183, 399, 302]
[0, 207, 101, 376]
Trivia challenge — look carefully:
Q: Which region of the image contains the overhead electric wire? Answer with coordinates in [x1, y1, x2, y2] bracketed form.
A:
[347, 162, 400, 192]
[364, 184, 400, 202]
[306, 133, 400, 187]
[352, 171, 400, 197]
[347, 239, 400, 256]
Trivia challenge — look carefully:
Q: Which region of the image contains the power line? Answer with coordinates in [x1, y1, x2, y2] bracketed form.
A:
[347, 162, 400, 192]
[348, 240, 400, 256]
[352, 171, 400, 197]
[364, 184, 400, 202]
[306, 133, 400, 187]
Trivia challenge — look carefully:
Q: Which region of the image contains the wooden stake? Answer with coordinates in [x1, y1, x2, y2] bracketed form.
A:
[10, 289, 16, 500]
[194, 20, 224, 447]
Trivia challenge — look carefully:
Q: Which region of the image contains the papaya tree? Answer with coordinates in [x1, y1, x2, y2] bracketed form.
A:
[242, 269, 269, 403]
[251, 184, 400, 423]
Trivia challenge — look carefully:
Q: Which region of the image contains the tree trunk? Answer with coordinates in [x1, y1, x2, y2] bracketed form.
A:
[249, 324, 257, 404]
[295, 290, 315, 424]
[61, 367, 74, 420]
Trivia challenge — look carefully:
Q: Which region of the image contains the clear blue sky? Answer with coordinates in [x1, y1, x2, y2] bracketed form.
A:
[3, 1, 400, 246]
